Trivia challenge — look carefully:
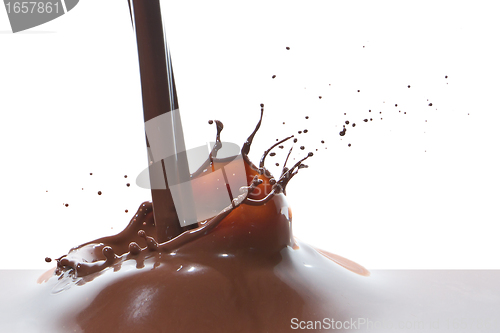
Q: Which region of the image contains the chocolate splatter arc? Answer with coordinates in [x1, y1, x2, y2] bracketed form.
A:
[54, 109, 334, 278]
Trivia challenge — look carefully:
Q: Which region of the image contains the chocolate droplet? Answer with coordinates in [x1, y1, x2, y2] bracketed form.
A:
[129, 242, 141, 255]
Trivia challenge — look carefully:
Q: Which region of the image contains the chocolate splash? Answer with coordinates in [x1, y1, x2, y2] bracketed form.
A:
[55, 107, 315, 278]
[42, 109, 368, 333]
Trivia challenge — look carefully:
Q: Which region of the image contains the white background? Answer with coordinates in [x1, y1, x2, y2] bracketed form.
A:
[0, 1, 499, 269]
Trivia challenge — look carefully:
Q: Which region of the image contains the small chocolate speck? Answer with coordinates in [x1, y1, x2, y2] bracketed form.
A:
[408, 85, 411, 88]
[345, 120, 349, 125]
[275, 163, 280, 166]
[428, 103, 433, 106]
[293, 138, 298, 143]
[305, 116, 309, 119]
[445, 75, 448, 78]
[300, 146, 305, 150]
[286, 46, 290, 50]
[124, 175, 128, 178]
[125, 210, 129, 213]
[348, 143, 351, 147]
[303, 129, 308, 133]
[352, 123, 356, 127]
[279, 145, 284, 149]
[370, 118, 373, 121]
[321, 140, 325, 144]
[65, 204, 69, 207]
[339, 128, 346, 136]
[395, 104, 398, 107]
[283, 122, 285, 125]
[319, 96, 322, 99]
[208, 120, 213, 124]
[90, 173, 93, 175]
[298, 131, 302, 134]
[272, 75, 276, 79]
[357, 90, 360, 92]
[260, 103, 264, 107]
[126, 183, 130, 187]
[363, 119, 368, 122]
[98, 191, 102, 195]
[270, 152, 276, 157]
[45, 257, 52, 263]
